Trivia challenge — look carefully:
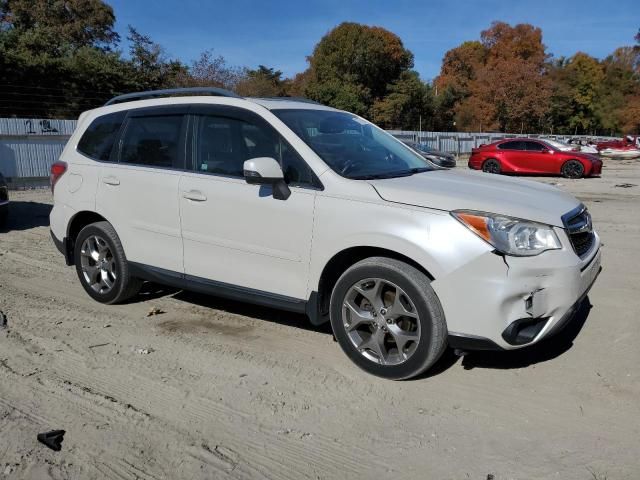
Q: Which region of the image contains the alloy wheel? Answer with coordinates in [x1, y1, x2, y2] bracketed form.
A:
[341, 278, 421, 366]
[80, 235, 117, 294]
[563, 161, 584, 179]
[482, 160, 500, 174]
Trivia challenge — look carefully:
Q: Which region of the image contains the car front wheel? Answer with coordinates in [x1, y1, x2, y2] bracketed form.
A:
[74, 221, 142, 304]
[329, 257, 447, 380]
[561, 160, 585, 179]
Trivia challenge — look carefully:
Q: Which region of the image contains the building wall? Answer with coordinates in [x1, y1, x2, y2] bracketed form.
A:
[0, 118, 76, 184]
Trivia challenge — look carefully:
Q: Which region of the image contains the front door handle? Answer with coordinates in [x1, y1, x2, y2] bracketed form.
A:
[182, 190, 207, 202]
[103, 176, 120, 186]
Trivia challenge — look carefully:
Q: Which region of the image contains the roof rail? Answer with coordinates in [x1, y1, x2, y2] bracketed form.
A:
[104, 87, 241, 106]
[251, 96, 322, 105]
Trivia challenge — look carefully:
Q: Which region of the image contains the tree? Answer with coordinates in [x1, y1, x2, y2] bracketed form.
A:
[302, 22, 414, 116]
[435, 22, 552, 132]
[434, 41, 485, 98]
[433, 40, 487, 131]
[0, 0, 133, 117]
[550, 53, 604, 134]
[127, 26, 186, 90]
[175, 50, 241, 89]
[596, 47, 640, 134]
[371, 71, 434, 130]
[0, 0, 119, 54]
[235, 65, 289, 97]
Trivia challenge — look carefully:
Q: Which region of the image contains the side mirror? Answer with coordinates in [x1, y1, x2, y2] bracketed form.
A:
[243, 157, 291, 200]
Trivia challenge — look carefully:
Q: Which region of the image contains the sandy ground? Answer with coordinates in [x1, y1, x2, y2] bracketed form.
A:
[1, 160, 639, 480]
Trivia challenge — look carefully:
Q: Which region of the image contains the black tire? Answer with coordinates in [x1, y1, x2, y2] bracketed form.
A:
[561, 159, 585, 179]
[329, 257, 447, 380]
[74, 221, 142, 304]
[482, 158, 501, 174]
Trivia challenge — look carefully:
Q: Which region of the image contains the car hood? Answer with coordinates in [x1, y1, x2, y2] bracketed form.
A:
[368, 170, 580, 227]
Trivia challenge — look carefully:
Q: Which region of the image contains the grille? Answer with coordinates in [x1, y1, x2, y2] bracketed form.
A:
[563, 206, 595, 257]
[570, 231, 594, 256]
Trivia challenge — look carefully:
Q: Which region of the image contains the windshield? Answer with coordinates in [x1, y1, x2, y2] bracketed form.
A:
[272, 109, 433, 179]
[543, 139, 571, 151]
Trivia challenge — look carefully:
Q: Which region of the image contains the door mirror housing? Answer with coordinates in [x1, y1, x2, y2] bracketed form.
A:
[243, 157, 291, 200]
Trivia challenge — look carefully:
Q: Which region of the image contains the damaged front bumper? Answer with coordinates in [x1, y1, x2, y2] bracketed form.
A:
[434, 233, 602, 351]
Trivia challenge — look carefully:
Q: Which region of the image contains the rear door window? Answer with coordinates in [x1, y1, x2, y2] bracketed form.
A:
[498, 141, 525, 150]
[525, 141, 546, 152]
[77, 111, 125, 161]
[119, 114, 185, 169]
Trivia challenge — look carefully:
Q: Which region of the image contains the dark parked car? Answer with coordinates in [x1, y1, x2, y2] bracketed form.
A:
[402, 141, 457, 168]
[468, 138, 602, 178]
[0, 173, 8, 226]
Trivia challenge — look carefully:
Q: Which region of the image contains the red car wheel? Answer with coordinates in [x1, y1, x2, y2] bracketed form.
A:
[561, 160, 584, 179]
[482, 159, 501, 174]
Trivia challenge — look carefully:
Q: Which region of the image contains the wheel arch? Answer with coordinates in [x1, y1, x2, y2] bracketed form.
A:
[65, 211, 110, 265]
[311, 246, 437, 326]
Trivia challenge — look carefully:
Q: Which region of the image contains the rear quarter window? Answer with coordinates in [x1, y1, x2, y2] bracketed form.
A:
[77, 111, 126, 161]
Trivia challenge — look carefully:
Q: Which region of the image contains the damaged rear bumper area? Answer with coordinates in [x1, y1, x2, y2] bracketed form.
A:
[434, 238, 602, 351]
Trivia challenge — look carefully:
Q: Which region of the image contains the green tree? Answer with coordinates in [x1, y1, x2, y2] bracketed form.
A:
[0, 0, 119, 54]
[235, 65, 289, 97]
[127, 26, 186, 90]
[0, 0, 133, 117]
[371, 71, 434, 130]
[302, 22, 414, 116]
[551, 52, 604, 134]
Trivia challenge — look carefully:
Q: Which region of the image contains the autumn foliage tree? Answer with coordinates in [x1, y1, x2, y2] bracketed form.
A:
[436, 22, 551, 132]
[437, 22, 640, 134]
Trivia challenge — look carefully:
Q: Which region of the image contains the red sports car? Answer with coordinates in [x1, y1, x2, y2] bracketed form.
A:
[468, 138, 602, 178]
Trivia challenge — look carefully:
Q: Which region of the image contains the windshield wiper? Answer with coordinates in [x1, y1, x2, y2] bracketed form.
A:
[349, 167, 432, 180]
[408, 167, 431, 174]
[350, 172, 412, 180]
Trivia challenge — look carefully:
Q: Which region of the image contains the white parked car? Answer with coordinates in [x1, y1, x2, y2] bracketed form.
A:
[50, 88, 602, 379]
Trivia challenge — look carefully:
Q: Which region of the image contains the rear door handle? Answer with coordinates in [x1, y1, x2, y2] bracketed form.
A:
[182, 190, 207, 202]
[103, 176, 120, 186]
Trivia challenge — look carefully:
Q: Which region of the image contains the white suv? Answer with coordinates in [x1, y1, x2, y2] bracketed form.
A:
[50, 88, 602, 379]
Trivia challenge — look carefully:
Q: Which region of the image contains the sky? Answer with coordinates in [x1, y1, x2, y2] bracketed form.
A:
[108, 0, 639, 81]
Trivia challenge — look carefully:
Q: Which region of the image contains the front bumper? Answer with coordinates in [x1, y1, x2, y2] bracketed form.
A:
[590, 160, 603, 176]
[435, 235, 602, 350]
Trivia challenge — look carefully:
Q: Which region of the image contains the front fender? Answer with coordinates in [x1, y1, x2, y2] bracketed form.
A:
[307, 195, 491, 295]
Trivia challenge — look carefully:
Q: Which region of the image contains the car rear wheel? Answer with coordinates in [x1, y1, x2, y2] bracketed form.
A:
[561, 160, 585, 179]
[329, 257, 447, 380]
[482, 159, 501, 174]
[74, 221, 142, 304]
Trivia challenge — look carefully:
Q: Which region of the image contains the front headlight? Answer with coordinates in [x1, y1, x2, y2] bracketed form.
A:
[451, 210, 561, 256]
